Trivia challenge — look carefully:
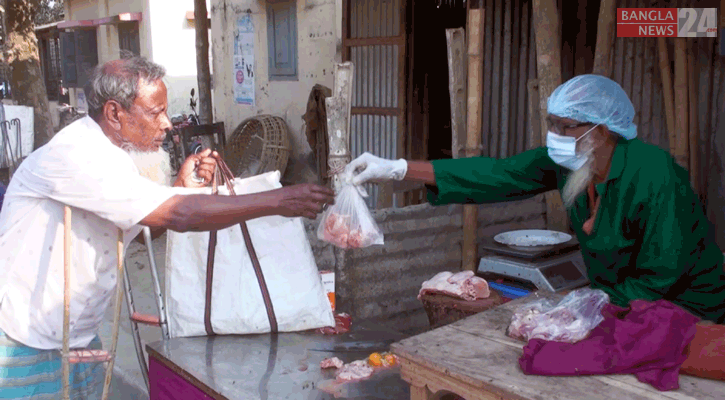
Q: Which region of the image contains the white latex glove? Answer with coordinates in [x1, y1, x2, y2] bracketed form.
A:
[343, 152, 408, 186]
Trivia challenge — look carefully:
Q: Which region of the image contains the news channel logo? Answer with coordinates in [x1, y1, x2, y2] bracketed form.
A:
[617, 8, 718, 37]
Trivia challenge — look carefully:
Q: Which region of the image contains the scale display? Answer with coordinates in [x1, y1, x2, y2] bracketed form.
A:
[541, 261, 585, 291]
[477, 252, 589, 293]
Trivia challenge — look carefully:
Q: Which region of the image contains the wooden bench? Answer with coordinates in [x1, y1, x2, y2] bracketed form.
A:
[391, 291, 725, 400]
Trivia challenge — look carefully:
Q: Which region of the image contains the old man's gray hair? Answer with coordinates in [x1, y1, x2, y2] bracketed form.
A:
[84, 53, 166, 118]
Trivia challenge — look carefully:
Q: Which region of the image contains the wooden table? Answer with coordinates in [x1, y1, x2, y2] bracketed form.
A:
[391, 291, 725, 400]
[146, 320, 411, 400]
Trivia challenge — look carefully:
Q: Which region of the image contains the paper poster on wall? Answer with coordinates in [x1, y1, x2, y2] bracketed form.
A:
[234, 15, 255, 106]
[76, 91, 88, 111]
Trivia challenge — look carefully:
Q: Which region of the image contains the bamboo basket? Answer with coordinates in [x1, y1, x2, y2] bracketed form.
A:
[420, 290, 503, 330]
[226, 115, 290, 178]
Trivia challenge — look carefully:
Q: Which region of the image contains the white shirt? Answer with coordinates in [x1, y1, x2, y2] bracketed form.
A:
[0, 117, 182, 350]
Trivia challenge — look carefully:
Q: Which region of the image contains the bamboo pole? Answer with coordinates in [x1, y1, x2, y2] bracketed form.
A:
[462, 2, 484, 272]
[101, 229, 126, 399]
[532, 0, 568, 233]
[673, 38, 689, 170]
[687, 40, 700, 197]
[499, 0, 512, 158]
[62, 206, 71, 400]
[446, 28, 467, 160]
[516, 1, 531, 155]
[527, 80, 541, 150]
[657, 37, 677, 157]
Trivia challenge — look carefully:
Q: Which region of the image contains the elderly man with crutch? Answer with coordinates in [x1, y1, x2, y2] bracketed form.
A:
[0, 56, 334, 399]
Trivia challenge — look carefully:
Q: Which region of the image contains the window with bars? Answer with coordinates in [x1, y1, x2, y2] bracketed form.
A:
[42, 36, 63, 101]
[60, 28, 100, 89]
[118, 22, 141, 56]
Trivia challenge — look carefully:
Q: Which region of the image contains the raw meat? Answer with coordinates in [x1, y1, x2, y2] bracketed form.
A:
[417, 271, 490, 301]
[320, 357, 344, 369]
[507, 288, 609, 343]
[322, 213, 366, 249]
[316, 313, 352, 335]
[336, 360, 374, 382]
[508, 301, 552, 341]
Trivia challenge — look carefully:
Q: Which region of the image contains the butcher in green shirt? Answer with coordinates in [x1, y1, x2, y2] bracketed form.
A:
[343, 74, 725, 324]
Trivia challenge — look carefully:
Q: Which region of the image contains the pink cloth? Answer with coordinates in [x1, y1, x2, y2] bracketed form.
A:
[149, 356, 215, 400]
[519, 299, 699, 391]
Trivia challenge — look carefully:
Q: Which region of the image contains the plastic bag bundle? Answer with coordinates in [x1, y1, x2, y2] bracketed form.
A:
[317, 182, 384, 249]
[507, 288, 610, 343]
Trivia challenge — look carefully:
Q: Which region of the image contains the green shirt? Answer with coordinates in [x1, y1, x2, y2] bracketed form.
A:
[428, 138, 725, 323]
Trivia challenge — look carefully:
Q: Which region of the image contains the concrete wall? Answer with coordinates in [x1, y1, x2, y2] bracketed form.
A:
[65, 0, 211, 117]
[210, 0, 339, 183]
[304, 195, 547, 334]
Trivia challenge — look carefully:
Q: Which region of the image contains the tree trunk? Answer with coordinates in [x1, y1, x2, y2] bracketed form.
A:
[5, 0, 54, 150]
[194, 0, 213, 125]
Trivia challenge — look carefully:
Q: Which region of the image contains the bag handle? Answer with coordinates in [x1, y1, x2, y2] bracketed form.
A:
[204, 159, 279, 335]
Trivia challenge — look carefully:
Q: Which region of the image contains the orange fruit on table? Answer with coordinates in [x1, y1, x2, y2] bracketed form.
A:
[384, 354, 396, 366]
[368, 352, 383, 367]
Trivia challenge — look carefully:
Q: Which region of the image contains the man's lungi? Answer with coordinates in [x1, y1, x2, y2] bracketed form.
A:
[0, 330, 104, 399]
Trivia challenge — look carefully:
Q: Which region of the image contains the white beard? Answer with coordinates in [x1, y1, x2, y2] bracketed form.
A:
[126, 147, 172, 186]
[561, 140, 596, 209]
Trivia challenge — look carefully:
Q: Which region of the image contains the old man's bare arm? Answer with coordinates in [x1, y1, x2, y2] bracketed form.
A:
[140, 183, 335, 232]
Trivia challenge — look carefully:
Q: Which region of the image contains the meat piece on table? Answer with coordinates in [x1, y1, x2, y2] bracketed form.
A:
[418, 271, 490, 301]
[336, 360, 374, 382]
[320, 357, 344, 369]
[316, 313, 352, 335]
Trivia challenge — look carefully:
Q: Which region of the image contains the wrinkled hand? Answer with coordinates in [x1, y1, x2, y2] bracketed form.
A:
[174, 148, 220, 188]
[343, 152, 408, 186]
[273, 184, 336, 220]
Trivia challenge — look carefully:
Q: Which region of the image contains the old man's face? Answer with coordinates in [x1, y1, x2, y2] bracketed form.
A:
[117, 79, 172, 153]
[112, 79, 173, 185]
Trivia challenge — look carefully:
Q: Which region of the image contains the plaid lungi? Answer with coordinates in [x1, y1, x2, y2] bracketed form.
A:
[0, 330, 104, 399]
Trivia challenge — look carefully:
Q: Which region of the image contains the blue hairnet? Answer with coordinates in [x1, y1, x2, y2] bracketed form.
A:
[547, 74, 637, 140]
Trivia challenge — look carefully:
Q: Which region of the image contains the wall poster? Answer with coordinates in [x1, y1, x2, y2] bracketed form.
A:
[234, 14, 255, 106]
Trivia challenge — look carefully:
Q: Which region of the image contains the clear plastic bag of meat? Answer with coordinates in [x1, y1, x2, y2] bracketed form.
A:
[507, 288, 610, 343]
[317, 182, 384, 249]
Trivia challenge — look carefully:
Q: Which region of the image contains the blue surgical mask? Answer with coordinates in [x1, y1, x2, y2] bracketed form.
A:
[546, 124, 599, 171]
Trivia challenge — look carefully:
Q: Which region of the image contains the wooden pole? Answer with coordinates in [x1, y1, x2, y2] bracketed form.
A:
[101, 230, 126, 399]
[194, 0, 213, 124]
[326, 63, 355, 194]
[62, 206, 71, 400]
[657, 37, 677, 157]
[532, 0, 568, 233]
[446, 28, 467, 160]
[527, 80, 541, 150]
[673, 38, 689, 170]
[687, 40, 700, 197]
[462, 2, 484, 272]
[592, 0, 617, 77]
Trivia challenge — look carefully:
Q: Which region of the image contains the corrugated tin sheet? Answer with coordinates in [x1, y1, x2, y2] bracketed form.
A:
[480, 0, 536, 158]
[349, 0, 402, 209]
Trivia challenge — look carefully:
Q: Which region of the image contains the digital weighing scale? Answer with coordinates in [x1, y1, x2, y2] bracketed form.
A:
[477, 230, 589, 293]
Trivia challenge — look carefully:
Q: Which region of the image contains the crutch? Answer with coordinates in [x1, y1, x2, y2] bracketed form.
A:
[62, 205, 126, 400]
[123, 226, 170, 391]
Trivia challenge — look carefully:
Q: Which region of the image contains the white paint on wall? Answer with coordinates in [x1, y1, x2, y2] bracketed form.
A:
[210, 0, 338, 169]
